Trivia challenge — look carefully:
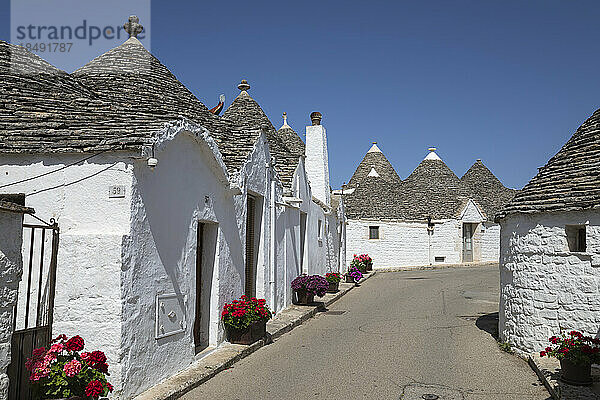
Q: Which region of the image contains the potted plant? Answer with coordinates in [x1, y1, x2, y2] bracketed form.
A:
[325, 272, 342, 293]
[291, 275, 328, 304]
[351, 254, 373, 274]
[222, 295, 272, 345]
[26, 334, 113, 399]
[540, 330, 600, 386]
[345, 266, 363, 283]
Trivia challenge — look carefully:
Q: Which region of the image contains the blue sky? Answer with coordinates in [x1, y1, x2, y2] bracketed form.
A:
[2, 1, 599, 189]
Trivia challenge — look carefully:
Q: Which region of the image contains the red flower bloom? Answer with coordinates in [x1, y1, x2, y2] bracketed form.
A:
[65, 335, 85, 352]
[85, 380, 104, 398]
[106, 382, 114, 392]
[88, 350, 107, 364]
[94, 362, 109, 373]
[51, 334, 67, 343]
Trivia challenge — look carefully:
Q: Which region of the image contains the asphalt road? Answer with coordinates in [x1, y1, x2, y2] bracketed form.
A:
[182, 265, 550, 400]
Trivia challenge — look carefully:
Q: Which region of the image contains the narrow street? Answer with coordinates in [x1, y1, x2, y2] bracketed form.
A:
[182, 265, 550, 400]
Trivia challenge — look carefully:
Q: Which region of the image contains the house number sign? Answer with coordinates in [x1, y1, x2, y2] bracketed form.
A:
[108, 185, 126, 198]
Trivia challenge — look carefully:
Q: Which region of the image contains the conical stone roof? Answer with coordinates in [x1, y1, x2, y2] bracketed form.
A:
[222, 85, 302, 189]
[1, 37, 261, 176]
[347, 143, 402, 188]
[498, 108, 600, 218]
[277, 115, 305, 158]
[396, 152, 465, 220]
[461, 160, 517, 218]
[345, 146, 515, 221]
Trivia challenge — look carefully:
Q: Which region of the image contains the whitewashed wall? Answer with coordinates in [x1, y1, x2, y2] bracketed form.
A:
[0, 152, 133, 394]
[121, 128, 233, 398]
[499, 210, 600, 353]
[0, 210, 25, 400]
[346, 219, 462, 268]
[481, 222, 500, 262]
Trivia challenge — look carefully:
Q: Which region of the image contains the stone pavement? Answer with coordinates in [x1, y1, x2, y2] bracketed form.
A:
[529, 355, 600, 399]
[134, 271, 376, 400]
[180, 265, 550, 400]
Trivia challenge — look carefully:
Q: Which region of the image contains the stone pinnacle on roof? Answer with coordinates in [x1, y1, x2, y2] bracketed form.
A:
[280, 112, 291, 129]
[123, 16, 144, 38]
[424, 147, 442, 161]
[367, 142, 382, 153]
[238, 79, 251, 92]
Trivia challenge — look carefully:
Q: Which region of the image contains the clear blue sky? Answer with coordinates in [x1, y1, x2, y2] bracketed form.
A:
[2, 1, 599, 190]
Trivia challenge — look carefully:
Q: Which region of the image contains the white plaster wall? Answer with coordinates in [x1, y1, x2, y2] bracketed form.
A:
[499, 210, 600, 353]
[121, 131, 234, 398]
[0, 211, 25, 400]
[0, 153, 133, 396]
[346, 219, 462, 268]
[481, 222, 500, 262]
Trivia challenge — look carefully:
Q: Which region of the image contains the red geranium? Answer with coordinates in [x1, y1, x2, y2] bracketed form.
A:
[85, 380, 104, 398]
[26, 334, 112, 399]
[222, 295, 272, 331]
[541, 330, 600, 365]
[65, 335, 85, 352]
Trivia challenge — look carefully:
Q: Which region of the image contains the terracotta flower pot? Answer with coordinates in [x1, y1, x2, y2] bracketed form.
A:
[225, 320, 267, 345]
[294, 289, 315, 305]
[326, 281, 339, 293]
[560, 358, 593, 386]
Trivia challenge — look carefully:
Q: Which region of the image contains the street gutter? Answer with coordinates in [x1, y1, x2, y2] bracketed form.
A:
[134, 271, 376, 400]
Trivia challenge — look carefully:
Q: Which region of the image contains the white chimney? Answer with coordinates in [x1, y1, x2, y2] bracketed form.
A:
[305, 111, 330, 206]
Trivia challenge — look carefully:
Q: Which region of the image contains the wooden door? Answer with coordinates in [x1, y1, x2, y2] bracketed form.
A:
[299, 212, 307, 271]
[194, 223, 207, 351]
[463, 223, 474, 262]
[245, 196, 256, 297]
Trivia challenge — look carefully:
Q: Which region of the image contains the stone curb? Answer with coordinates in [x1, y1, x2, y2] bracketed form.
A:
[527, 354, 600, 400]
[527, 356, 559, 400]
[375, 261, 497, 273]
[134, 271, 376, 400]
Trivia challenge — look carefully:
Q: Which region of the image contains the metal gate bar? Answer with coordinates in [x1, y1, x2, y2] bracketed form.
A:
[8, 220, 59, 400]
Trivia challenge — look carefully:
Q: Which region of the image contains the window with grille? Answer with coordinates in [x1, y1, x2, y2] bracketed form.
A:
[369, 226, 379, 239]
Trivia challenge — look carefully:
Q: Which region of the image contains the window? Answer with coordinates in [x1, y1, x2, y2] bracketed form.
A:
[566, 225, 586, 252]
[318, 219, 323, 240]
[369, 226, 379, 239]
[434, 256, 446, 263]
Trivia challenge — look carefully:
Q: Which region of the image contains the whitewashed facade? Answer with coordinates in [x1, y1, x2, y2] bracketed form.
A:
[0, 29, 345, 398]
[344, 145, 515, 269]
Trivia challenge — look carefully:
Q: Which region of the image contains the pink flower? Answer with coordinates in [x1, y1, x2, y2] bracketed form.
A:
[49, 343, 64, 354]
[63, 359, 82, 377]
[43, 352, 57, 364]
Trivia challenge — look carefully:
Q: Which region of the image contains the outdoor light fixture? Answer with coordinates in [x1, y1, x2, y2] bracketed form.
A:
[147, 157, 158, 169]
[147, 144, 158, 170]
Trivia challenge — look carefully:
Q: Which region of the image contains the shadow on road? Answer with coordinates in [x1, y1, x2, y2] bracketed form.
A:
[475, 312, 499, 339]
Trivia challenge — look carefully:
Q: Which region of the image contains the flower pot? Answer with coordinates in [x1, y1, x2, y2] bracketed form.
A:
[326, 281, 339, 293]
[225, 320, 267, 345]
[357, 264, 367, 274]
[560, 359, 593, 386]
[366, 263, 373, 271]
[345, 275, 356, 283]
[294, 289, 315, 305]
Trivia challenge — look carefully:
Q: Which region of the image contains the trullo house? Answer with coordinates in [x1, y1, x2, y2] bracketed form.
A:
[344, 144, 516, 268]
[0, 16, 345, 399]
[497, 107, 600, 353]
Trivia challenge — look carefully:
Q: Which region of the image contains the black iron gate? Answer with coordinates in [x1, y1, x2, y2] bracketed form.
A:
[7, 219, 59, 400]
